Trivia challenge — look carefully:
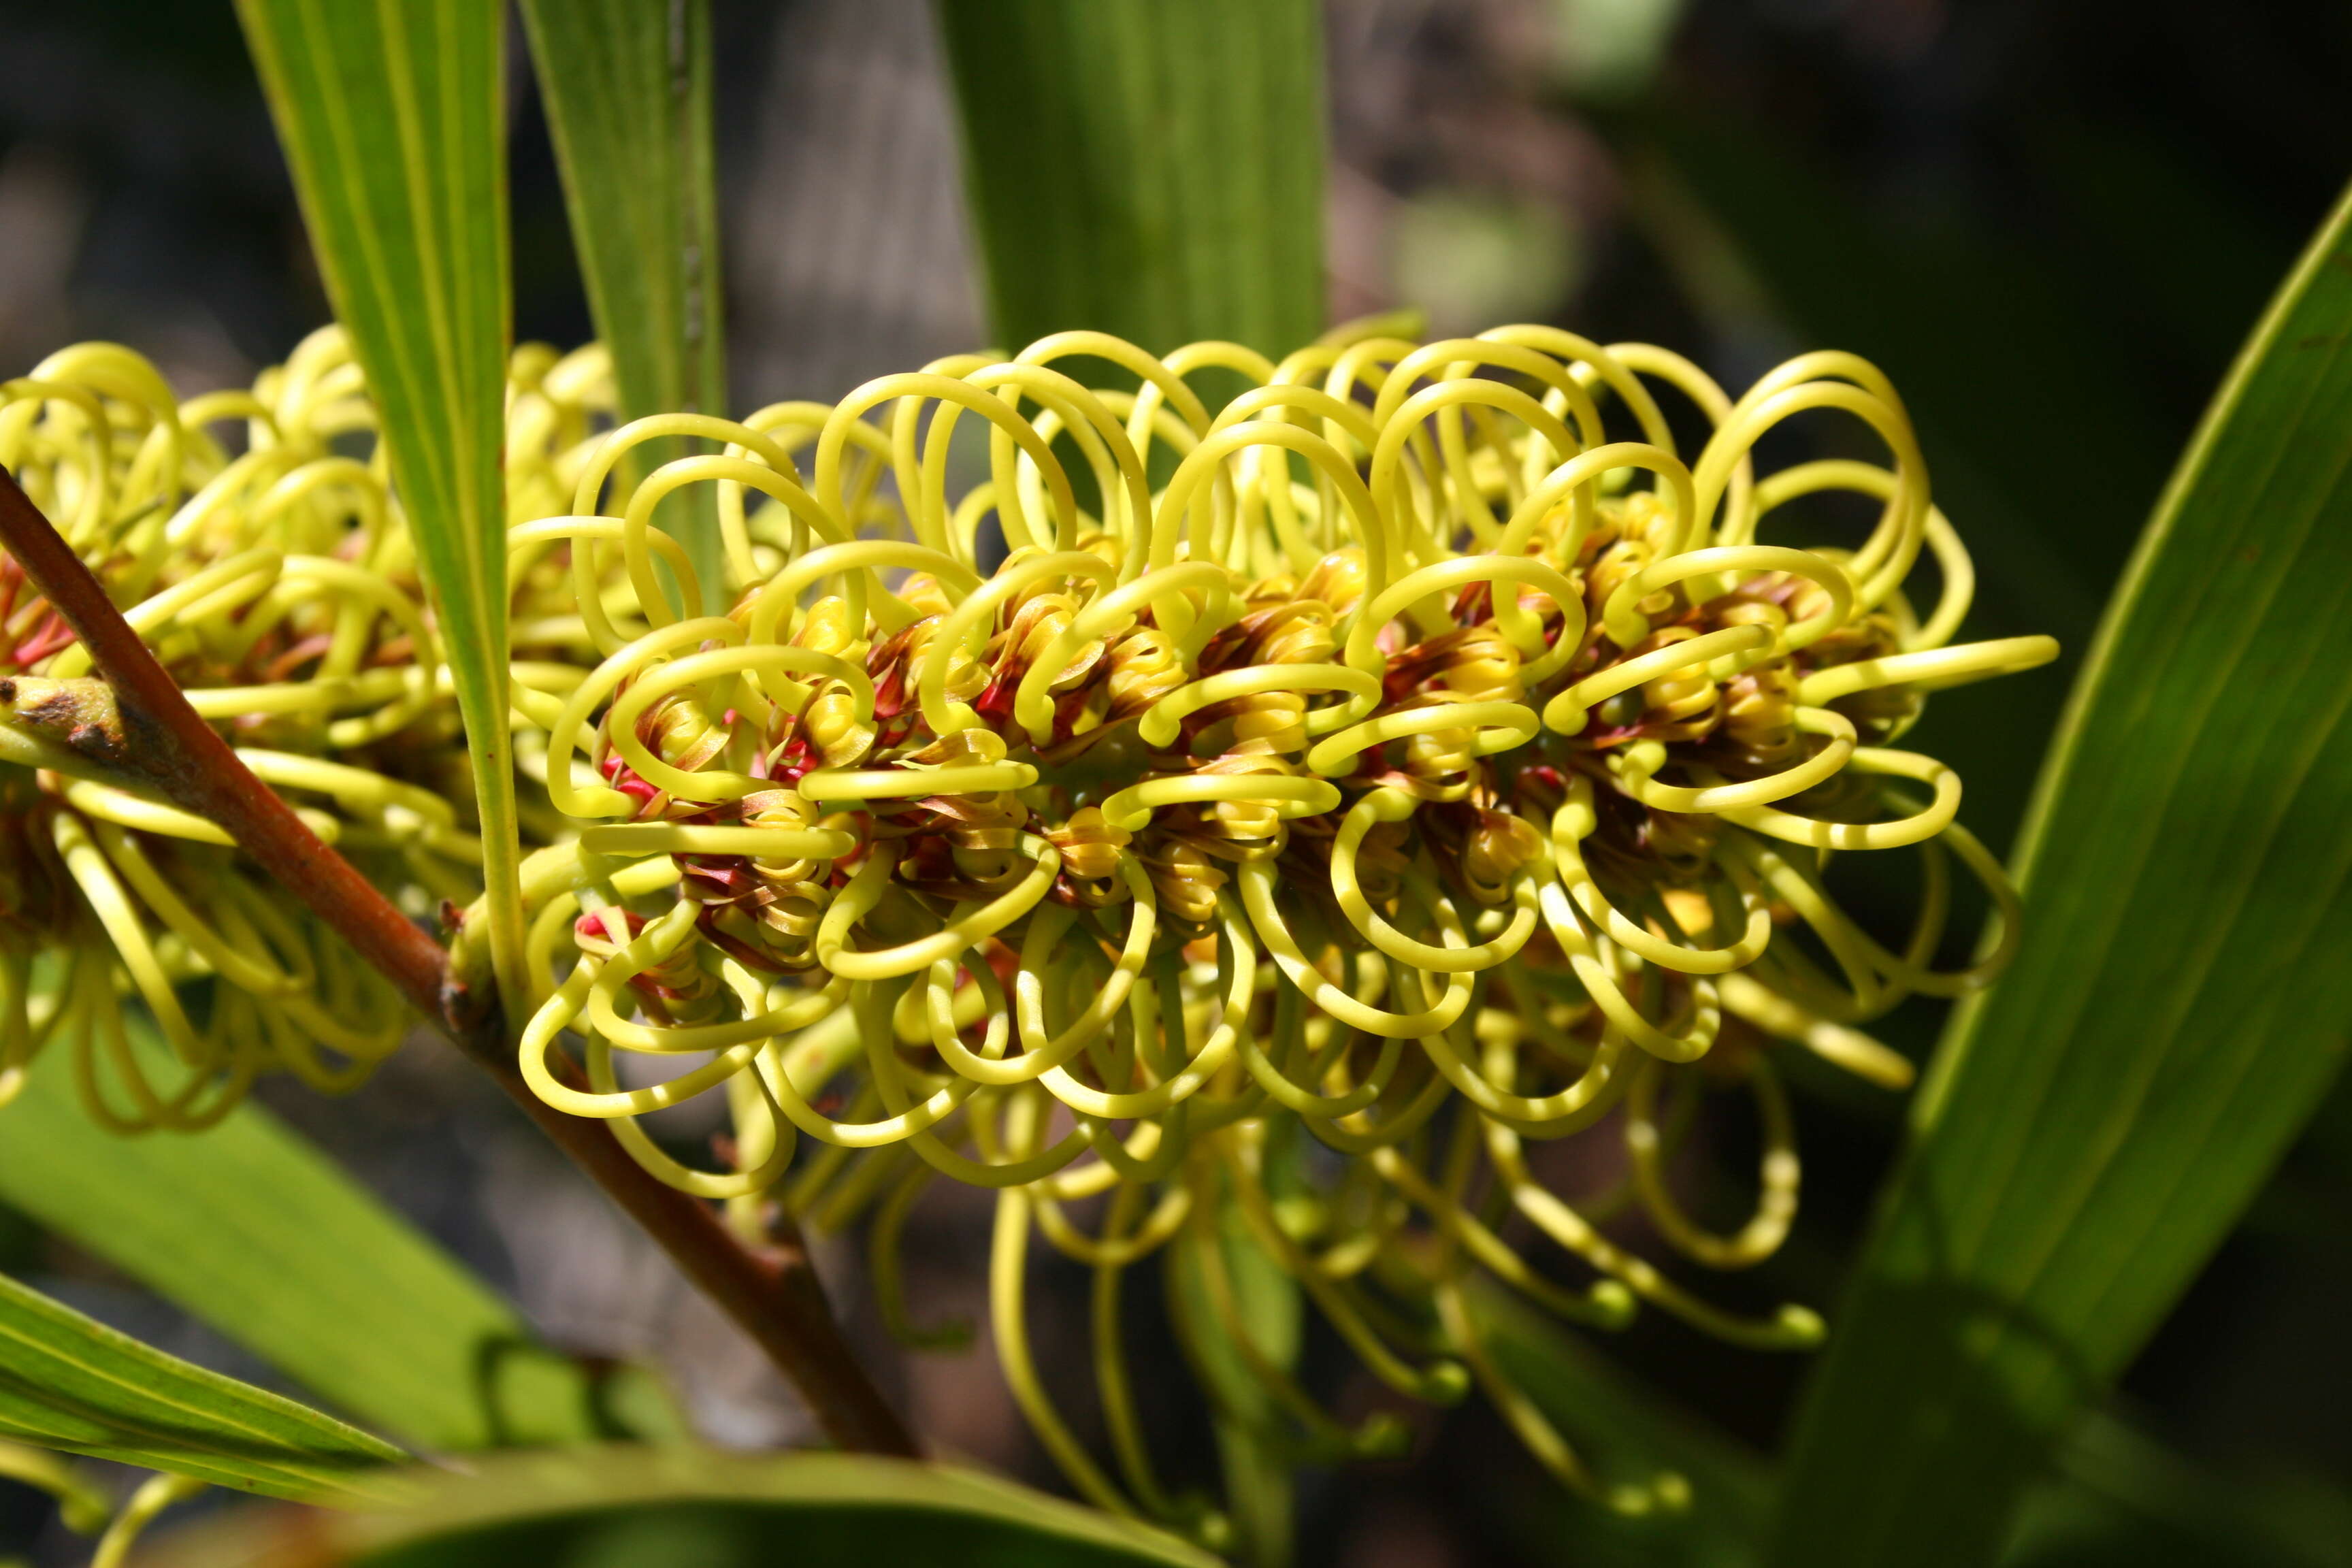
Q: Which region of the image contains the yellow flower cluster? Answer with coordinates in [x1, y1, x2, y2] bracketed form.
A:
[0, 333, 480, 1125]
[482, 326, 2055, 1525]
[1, 322, 2055, 1528]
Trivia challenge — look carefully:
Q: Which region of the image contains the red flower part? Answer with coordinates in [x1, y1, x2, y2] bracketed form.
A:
[870, 664, 906, 721]
[973, 672, 1017, 724]
[574, 909, 649, 945]
[696, 907, 789, 973]
[679, 854, 757, 902]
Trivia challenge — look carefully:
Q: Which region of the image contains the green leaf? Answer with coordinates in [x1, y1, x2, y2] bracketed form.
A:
[932, 14, 1327, 1548]
[146, 1448, 1224, 1567]
[1769, 182, 2352, 1565]
[0, 1043, 678, 1453]
[235, 0, 528, 1011]
[0, 1269, 402, 1502]
[517, 0, 728, 590]
[936, 0, 1326, 357]
[1166, 1192, 1300, 1568]
[2008, 1411, 2352, 1568]
[1473, 1290, 2352, 1568]
[1466, 1286, 2352, 1568]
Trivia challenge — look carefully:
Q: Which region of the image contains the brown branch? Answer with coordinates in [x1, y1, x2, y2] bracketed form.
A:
[0, 466, 915, 1458]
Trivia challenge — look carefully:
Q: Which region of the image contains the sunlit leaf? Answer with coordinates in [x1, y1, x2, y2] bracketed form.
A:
[1771, 181, 2352, 1566]
[235, 0, 528, 1009]
[0, 1044, 679, 1453]
[0, 1269, 402, 1502]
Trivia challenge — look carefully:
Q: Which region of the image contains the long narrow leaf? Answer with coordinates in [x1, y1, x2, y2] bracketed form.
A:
[518, 0, 728, 589]
[148, 1448, 1222, 1567]
[0, 1048, 674, 1453]
[936, 19, 1325, 1551]
[936, 0, 1326, 356]
[235, 0, 527, 1010]
[2008, 1410, 2352, 1568]
[1771, 182, 2352, 1566]
[1165, 1192, 1301, 1567]
[0, 1270, 402, 1502]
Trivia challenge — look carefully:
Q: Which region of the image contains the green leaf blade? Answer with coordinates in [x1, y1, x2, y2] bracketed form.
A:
[235, 0, 527, 1011]
[1165, 1188, 1301, 1567]
[150, 1449, 1224, 1567]
[519, 0, 728, 588]
[933, 15, 1328, 1552]
[1770, 183, 2352, 1567]
[0, 1270, 402, 1501]
[936, 0, 1326, 357]
[0, 1050, 674, 1454]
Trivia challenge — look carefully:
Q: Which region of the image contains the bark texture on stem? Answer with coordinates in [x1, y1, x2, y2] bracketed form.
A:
[0, 466, 915, 1458]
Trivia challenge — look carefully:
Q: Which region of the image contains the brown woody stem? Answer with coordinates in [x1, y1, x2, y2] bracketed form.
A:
[0, 466, 915, 1458]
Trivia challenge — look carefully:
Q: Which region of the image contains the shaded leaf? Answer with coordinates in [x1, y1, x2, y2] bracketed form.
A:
[1771, 182, 2352, 1565]
[1165, 1187, 1301, 1568]
[518, 0, 728, 589]
[936, 0, 1326, 357]
[235, 0, 528, 1007]
[1479, 1286, 2352, 1568]
[2008, 1409, 2352, 1568]
[0, 1269, 401, 1502]
[148, 1448, 1222, 1567]
[934, 14, 1326, 1555]
[0, 1050, 677, 1453]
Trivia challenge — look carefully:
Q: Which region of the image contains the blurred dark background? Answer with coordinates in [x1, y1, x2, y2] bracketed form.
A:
[3, 1, 2350, 1564]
